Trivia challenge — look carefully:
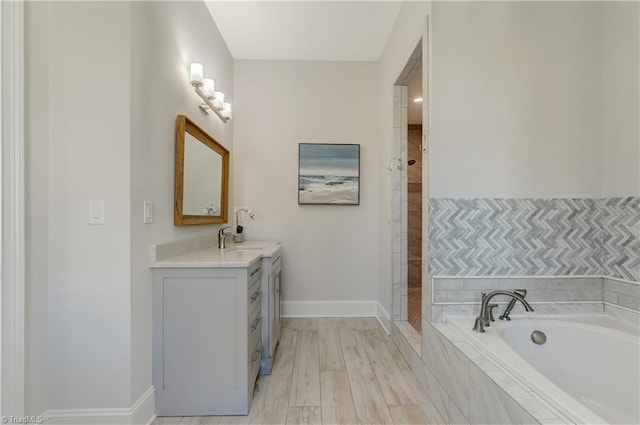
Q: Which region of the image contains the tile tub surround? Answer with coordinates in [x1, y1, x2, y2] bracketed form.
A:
[603, 277, 640, 312]
[429, 197, 639, 281]
[430, 276, 639, 322]
[601, 197, 640, 282]
[430, 198, 603, 277]
[395, 320, 422, 354]
[604, 302, 640, 327]
[391, 321, 567, 425]
[430, 303, 606, 324]
[433, 277, 603, 304]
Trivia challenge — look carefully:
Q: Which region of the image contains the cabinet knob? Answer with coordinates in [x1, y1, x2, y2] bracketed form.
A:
[251, 290, 261, 302]
[250, 316, 262, 331]
[251, 345, 262, 362]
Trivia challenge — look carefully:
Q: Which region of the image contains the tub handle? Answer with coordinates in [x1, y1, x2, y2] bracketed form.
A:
[480, 293, 499, 324]
[499, 289, 528, 321]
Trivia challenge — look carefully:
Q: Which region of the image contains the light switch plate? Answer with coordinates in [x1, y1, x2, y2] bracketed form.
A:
[143, 200, 154, 224]
[88, 200, 104, 224]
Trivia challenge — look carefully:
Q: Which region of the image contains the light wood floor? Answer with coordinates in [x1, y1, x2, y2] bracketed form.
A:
[154, 317, 445, 425]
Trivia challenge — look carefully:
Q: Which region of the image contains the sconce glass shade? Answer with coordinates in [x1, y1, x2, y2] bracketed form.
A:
[214, 91, 225, 110]
[223, 102, 232, 119]
[190, 62, 204, 86]
[203, 78, 215, 98]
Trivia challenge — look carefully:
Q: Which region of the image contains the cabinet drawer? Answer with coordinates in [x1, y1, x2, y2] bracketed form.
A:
[248, 313, 262, 379]
[248, 308, 261, 360]
[247, 280, 262, 316]
[249, 322, 261, 356]
[271, 255, 281, 270]
[248, 305, 262, 336]
[248, 341, 261, 390]
[248, 262, 262, 287]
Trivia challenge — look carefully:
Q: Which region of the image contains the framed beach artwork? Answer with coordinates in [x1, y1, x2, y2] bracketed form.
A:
[298, 143, 360, 205]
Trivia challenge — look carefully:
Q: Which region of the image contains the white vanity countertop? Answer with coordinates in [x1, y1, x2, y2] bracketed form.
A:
[150, 240, 281, 269]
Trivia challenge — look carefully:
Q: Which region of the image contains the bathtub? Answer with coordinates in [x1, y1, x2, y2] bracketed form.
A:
[448, 316, 640, 425]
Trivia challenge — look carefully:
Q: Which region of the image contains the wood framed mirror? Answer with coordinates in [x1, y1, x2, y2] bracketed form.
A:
[174, 115, 229, 226]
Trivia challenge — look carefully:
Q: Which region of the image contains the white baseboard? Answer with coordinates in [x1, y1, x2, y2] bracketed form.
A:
[131, 387, 155, 425]
[376, 302, 391, 335]
[281, 300, 377, 317]
[45, 386, 155, 425]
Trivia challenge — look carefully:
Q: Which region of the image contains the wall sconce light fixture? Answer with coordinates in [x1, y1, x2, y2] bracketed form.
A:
[190, 62, 232, 123]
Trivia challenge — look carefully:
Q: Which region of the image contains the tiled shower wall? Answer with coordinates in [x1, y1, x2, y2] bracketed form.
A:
[428, 197, 640, 317]
[391, 43, 423, 322]
[407, 125, 423, 288]
[391, 86, 409, 321]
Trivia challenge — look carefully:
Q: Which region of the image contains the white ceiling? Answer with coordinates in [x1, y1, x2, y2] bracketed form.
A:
[205, 1, 403, 61]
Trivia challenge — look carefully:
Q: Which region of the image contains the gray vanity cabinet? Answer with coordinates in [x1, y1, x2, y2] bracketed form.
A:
[260, 248, 282, 374]
[152, 260, 262, 416]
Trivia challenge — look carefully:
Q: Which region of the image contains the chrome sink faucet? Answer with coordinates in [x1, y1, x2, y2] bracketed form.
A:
[218, 226, 232, 249]
[472, 290, 534, 333]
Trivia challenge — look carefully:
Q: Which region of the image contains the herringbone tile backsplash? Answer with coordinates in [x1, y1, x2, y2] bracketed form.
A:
[429, 197, 639, 281]
[601, 197, 640, 281]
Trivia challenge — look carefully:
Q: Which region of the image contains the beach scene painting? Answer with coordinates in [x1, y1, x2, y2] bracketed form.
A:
[299, 143, 360, 205]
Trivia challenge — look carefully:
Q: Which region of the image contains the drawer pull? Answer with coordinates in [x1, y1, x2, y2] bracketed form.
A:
[250, 316, 262, 332]
[250, 268, 260, 278]
[250, 290, 262, 303]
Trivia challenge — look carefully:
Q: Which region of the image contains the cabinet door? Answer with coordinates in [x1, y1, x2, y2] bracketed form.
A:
[273, 266, 281, 345]
[161, 277, 243, 413]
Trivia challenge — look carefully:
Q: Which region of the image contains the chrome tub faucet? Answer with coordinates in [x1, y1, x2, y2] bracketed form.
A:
[473, 290, 534, 333]
[499, 289, 528, 321]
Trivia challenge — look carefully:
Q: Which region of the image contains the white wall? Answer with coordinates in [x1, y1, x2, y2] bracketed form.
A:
[25, 1, 49, 415]
[130, 0, 234, 405]
[602, 1, 640, 197]
[233, 61, 379, 311]
[25, 0, 235, 415]
[377, 1, 430, 321]
[46, 1, 132, 409]
[429, 1, 604, 199]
